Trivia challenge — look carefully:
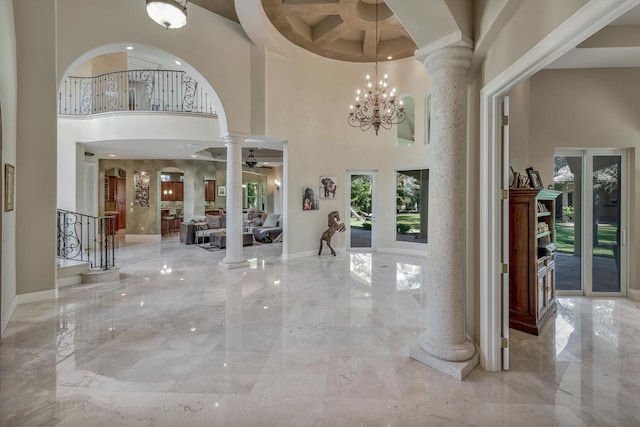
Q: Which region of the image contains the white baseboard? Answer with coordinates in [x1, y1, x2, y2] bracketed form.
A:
[16, 289, 57, 304]
[1, 296, 18, 336]
[377, 246, 428, 258]
[628, 288, 640, 301]
[125, 234, 162, 243]
[283, 249, 322, 260]
[57, 276, 82, 287]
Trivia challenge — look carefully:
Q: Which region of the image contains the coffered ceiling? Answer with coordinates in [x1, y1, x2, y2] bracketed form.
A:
[260, 0, 417, 62]
[192, 0, 417, 62]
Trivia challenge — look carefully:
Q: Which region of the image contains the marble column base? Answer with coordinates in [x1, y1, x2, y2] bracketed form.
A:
[409, 344, 479, 380]
[219, 259, 249, 270]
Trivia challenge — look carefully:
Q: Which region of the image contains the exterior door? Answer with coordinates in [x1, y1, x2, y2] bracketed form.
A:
[348, 171, 376, 250]
[553, 150, 627, 296]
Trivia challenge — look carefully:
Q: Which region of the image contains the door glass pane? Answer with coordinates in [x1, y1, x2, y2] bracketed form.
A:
[592, 156, 621, 293]
[350, 174, 372, 248]
[396, 169, 428, 243]
[553, 156, 582, 291]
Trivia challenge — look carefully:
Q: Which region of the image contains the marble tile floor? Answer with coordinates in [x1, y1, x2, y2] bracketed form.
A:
[1, 236, 639, 426]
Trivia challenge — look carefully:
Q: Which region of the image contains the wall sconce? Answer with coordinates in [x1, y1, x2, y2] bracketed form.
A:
[274, 179, 281, 190]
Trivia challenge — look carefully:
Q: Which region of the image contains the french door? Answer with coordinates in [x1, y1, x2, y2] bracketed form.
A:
[347, 170, 376, 250]
[553, 150, 627, 296]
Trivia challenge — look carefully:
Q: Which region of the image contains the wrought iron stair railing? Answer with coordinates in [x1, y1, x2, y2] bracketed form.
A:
[57, 210, 116, 270]
[58, 69, 217, 117]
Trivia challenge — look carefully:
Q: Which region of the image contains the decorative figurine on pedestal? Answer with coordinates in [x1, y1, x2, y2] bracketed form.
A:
[319, 210, 346, 256]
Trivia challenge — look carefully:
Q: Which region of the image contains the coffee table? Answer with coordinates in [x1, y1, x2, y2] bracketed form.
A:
[210, 232, 253, 249]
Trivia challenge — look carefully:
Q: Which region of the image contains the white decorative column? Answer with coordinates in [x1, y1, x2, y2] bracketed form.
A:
[409, 42, 478, 380]
[220, 135, 249, 269]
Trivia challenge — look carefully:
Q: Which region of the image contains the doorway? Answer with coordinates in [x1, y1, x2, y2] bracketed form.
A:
[553, 150, 627, 296]
[348, 171, 376, 249]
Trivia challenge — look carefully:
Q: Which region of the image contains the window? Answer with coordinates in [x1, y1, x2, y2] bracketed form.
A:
[396, 169, 428, 243]
[396, 95, 415, 146]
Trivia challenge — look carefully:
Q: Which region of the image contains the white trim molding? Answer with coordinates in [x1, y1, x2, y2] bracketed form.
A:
[479, 0, 640, 372]
[629, 288, 640, 301]
[17, 289, 57, 304]
[1, 296, 18, 336]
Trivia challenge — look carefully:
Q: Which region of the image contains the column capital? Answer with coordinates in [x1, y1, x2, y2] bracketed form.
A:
[418, 45, 473, 76]
[222, 135, 245, 145]
[415, 32, 473, 76]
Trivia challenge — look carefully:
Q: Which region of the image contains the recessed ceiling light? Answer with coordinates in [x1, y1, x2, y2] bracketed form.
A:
[191, 155, 197, 158]
[109, 154, 116, 157]
[264, 162, 269, 165]
[387, 56, 393, 60]
[175, 60, 182, 65]
[126, 46, 134, 50]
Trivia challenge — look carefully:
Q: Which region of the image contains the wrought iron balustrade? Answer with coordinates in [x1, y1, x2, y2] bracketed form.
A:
[58, 69, 216, 117]
[57, 209, 116, 270]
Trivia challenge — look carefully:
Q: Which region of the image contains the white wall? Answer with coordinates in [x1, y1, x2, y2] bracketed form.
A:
[529, 68, 640, 293]
[265, 48, 432, 256]
[0, 0, 18, 332]
[56, 0, 252, 136]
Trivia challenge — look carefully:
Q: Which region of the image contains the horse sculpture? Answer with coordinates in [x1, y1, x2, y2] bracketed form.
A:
[319, 210, 346, 256]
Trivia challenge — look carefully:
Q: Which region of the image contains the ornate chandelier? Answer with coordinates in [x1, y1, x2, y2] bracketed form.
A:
[245, 150, 258, 168]
[348, 1, 405, 135]
[146, 0, 188, 29]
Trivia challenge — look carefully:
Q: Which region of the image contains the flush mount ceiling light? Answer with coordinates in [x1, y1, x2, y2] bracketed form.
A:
[146, 0, 187, 29]
[245, 150, 258, 168]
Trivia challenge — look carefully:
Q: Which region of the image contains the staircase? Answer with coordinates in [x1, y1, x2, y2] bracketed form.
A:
[56, 210, 120, 286]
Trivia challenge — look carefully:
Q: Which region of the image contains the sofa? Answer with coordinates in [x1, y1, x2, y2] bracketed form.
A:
[180, 212, 283, 245]
[247, 212, 283, 243]
[180, 214, 226, 245]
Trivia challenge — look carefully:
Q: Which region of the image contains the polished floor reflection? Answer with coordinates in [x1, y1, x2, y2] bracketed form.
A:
[1, 237, 639, 426]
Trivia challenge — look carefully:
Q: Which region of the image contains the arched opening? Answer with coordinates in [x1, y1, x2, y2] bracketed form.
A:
[396, 94, 415, 146]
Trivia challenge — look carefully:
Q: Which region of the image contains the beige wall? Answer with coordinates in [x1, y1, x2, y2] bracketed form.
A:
[14, 0, 57, 296]
[91, 52, 127, 76]
[98, 159, 278, 234]
[482, 0, 587, 85]
[0, 0, 17, 329]
[529, 68, 639, 292]
[100, 159, 222, 235]
[507, 79, 531, 173]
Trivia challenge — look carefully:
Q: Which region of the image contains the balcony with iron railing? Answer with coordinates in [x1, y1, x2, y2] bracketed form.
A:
[58, 69, 217, 117]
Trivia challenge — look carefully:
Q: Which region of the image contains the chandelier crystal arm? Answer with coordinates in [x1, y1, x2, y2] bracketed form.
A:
[347, 1, 405, 136]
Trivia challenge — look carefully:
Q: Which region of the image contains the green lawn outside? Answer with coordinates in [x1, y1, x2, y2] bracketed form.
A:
[396, 212, 420, 234]
[351, 213, 421, 234]
[555, 222, 617, 258]
[350, 217, 365, 230]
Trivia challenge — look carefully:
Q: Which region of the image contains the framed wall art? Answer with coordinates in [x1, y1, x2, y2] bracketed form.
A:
[218, 185, 226, 197]
[526, 167, 543, 190]
[319, 176, 337, 199]
[134, 171, 150, 207]
[302, 186, 319, 210]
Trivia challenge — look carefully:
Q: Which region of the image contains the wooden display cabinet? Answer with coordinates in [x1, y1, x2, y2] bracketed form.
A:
[508, 188, 561, 335]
